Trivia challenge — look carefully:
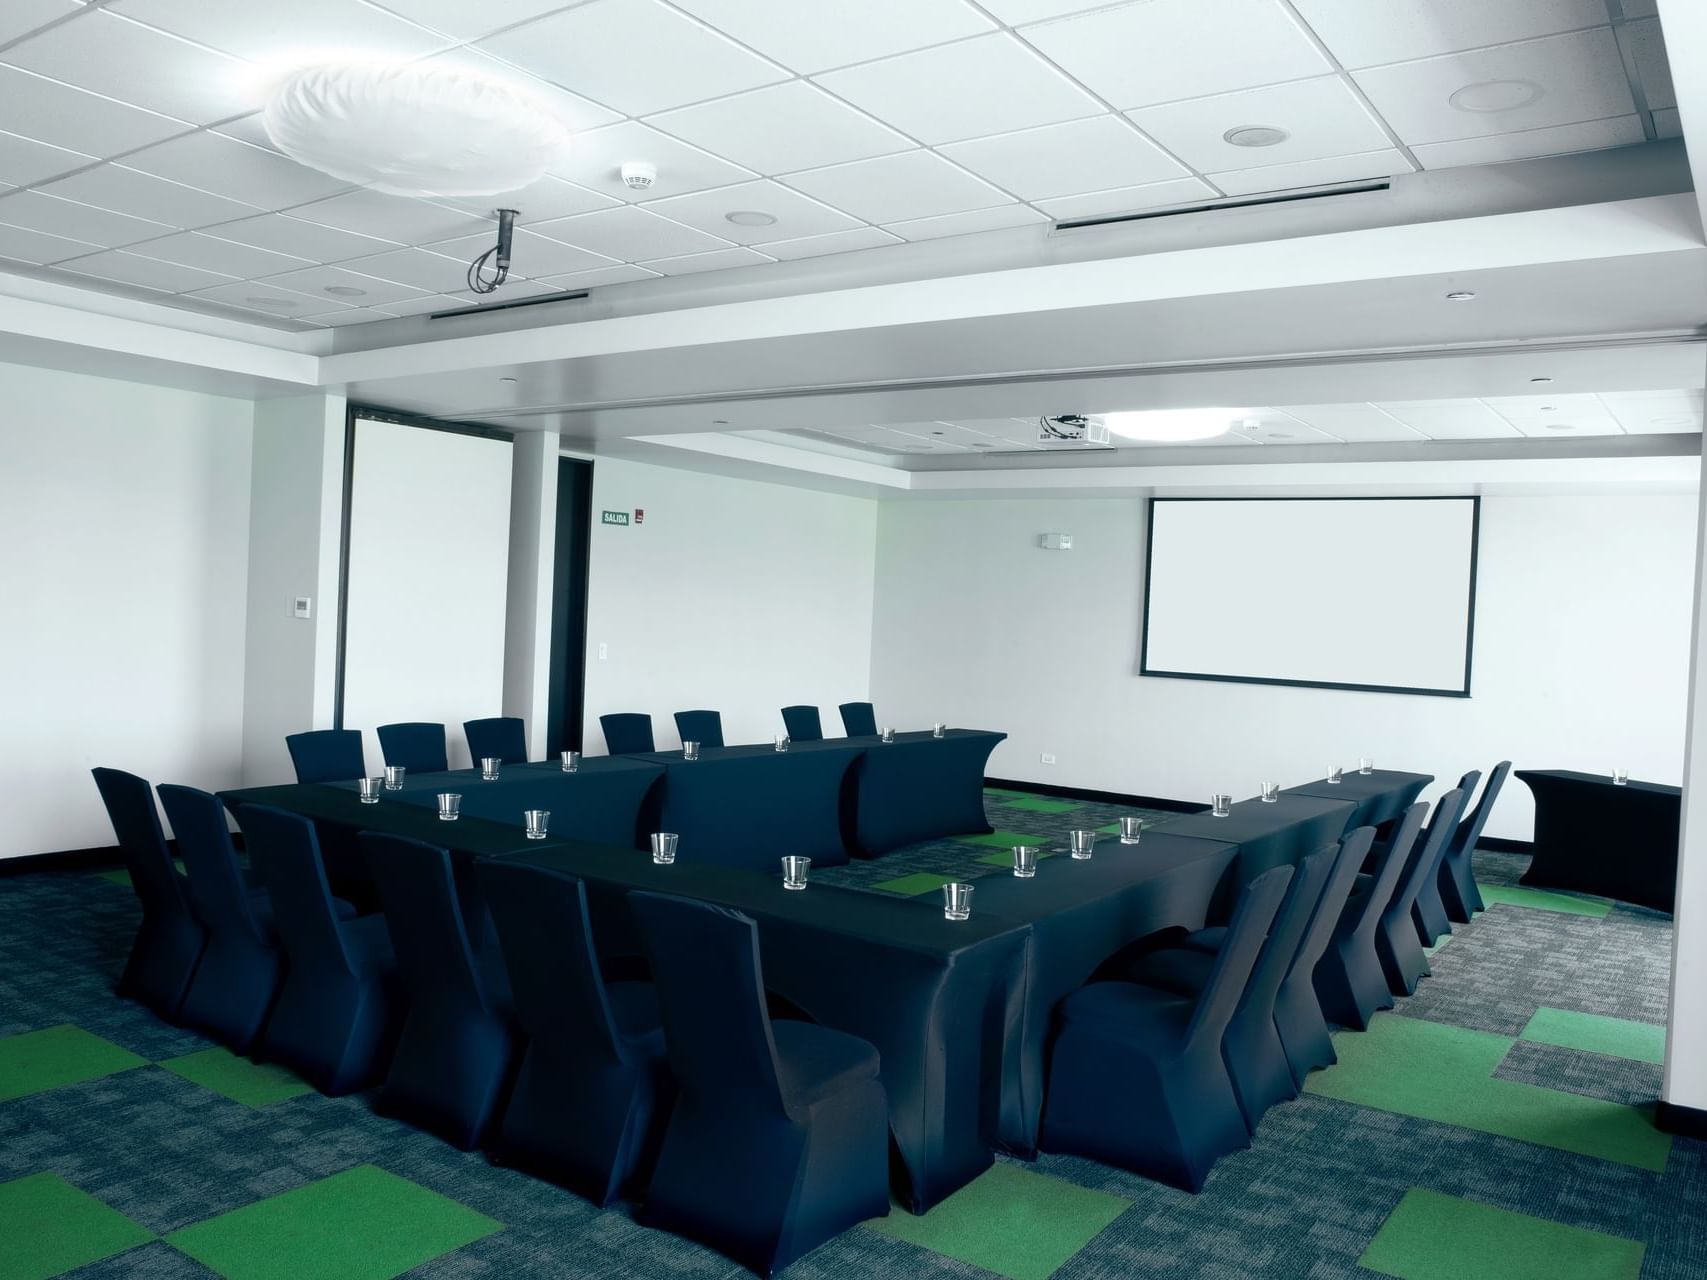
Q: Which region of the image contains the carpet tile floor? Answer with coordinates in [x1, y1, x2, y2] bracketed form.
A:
[1, 787, 1701, 1278]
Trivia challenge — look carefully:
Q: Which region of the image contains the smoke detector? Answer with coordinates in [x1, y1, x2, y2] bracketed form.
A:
[620, 160, 657, 191]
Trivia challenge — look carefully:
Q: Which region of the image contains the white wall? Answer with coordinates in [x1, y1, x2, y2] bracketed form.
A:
[581, 456, 878, 751]
[0, 360, 254, 858]
[871, 492, 1697, 841]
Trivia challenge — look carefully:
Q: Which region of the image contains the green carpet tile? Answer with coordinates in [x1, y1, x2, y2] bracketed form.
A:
[0, 1024, 148, 1103]
[1360, 1187, 1645, 1280]
[869, 871, 961, 896]
[1480, 884, 1613, 918]
[977, 846, 1058, 868]
[952, 828, 1052, 850]
[160, 1046, 316, 1107]
[0, 1172, 154, 1280]
[997, 796, 1083, 814]
[166, 1164, 502, 1280]
[1520, 1008, 1667, 1066]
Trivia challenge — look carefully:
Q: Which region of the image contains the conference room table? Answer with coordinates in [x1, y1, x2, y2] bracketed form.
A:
[1166, 793, 1357, 917]
[1517, 769, 1679, 911]
[1283, 768, 1433, 829]
[833, 729, 1006, 856]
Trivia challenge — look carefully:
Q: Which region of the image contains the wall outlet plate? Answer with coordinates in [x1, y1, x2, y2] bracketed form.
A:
[292, 596, 312, 619]
[1041, 753, 1057, 765]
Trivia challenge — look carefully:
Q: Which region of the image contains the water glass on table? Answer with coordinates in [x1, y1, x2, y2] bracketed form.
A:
[1359, 757, 1374, 775]
[384, 765, 406, 791]
[561, 750, 580, 773]
[775, 734, 790, 753]
[1211, 793, 1232, 818]
[523, 809, 550, 840]
[682, 741, 700, 762]
[1069, 830, 1096, 859]
[781, 856, 810, 890]
[1327, 765, 1344, 784]
[651, 832, 679, 865]
[880, 727, 896, 744]
[358, 777, 382, 804]
[1119, 816, 1143, 845]
[932, 723, 946, 739]
[480, 757, 501, 781]
[437, 792, 461, 822]
[1613, 768, 1629, 785]
[1259, 781, 1279, 803]
[942, 882, 973, 920]
[1012, 845, 1040, 878]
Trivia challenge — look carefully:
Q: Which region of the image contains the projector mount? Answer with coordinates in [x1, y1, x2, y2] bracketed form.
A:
[466, 208, 519, 295]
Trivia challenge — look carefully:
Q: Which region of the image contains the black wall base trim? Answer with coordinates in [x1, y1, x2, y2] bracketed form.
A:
[1478, 836, 1535, 856]
[0, 845, 125, 876]
[985, 777, 1210, 814]
[1656, 1100, 1707, 1140]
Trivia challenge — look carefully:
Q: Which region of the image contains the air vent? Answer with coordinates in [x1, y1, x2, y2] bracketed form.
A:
[1054, 180, 1391, 233]
[430, 289, 591, 320]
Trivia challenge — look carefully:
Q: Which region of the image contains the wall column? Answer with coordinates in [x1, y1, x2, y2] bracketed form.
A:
[504, 429, 560, 760]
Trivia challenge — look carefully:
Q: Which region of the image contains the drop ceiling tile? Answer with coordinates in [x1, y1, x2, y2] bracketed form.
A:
[1622, 18, 1674, 111]
[530, 262, 662, 289]
[182, 279, 343, 318]
[649, 81, 911, 176]
[530, 204, 735, 259]
[1276, 403, 1427, 441]
[1482, 392, 1623, 436]
[0, 189, 171, 247]
[1652, 107, 1681, 140]
[289, 189, 489, 244]
[206, 212, 400, 262]
[254, 263, 431, 307]
[1289, 0, 1609, 70]
[1209, 148, 1414, 196]
[0, 65, 189, 157]
[121, 131, 354, 208]
[0, 129, 93, 186]
[1374, 399, 1522, 439]
[128, 230, 312, 277]
[369, 0, 583, 41]
[2, 11, 253, 125]
[815, 33, 1102, 145]
[1620, 0, 1658, 15]
[437, 177, 618, 226]
[641, 246, 774, 275]
[208, 113, 280, 153]
[783, 150, 1010, 224]
[0, 221, 102, 264]
[549, 121, 756, 206]
[1228, 416, 1343, 444]
[0, 0, 78, 44]
[670, 0, 994, 75]
[1034, 176, 1216, 220]
[479, 0, 787, 117]
[643, 180, 860, 245]
[36, 165, 258, 231]
[975, 0, 1109, 23]
[107, 0, 452, 62]
[1598, 389, 1701, 434]
[367, 292, 466, 316]
[940, 115, 1186, 200]
[428, 228, 616, 277]
[417, 47, 622, 134]
[1020, 0, 1330, 111]
[762, 226, 903, 259]
[296, 306, 400, 327]
[1128, 75, 1394, 171]
[1411, 115, 1644, 167]
[1352, 27, 1634, 144]
[335, 246, 477, 293]
[55, 247, 235, 293]
[884, 203, 1048, 241]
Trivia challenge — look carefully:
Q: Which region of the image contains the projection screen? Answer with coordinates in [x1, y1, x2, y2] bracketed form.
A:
[1140, 496, 1479, 697]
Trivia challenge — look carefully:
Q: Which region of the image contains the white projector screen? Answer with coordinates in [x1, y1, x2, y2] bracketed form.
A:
[340, 417, 514, 769]
[1141, 497, 1479, 697]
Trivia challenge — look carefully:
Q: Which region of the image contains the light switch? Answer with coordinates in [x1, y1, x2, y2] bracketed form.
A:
[292, 596, 312, 619]
[598, 642, 608, 660]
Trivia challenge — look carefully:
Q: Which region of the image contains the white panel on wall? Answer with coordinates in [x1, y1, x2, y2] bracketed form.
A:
[341, 418, 513, 771]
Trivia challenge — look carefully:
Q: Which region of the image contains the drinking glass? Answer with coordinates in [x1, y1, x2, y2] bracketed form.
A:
[775, 734, 791, 753]
[942, 882, 973, 921]
[880, 727, 896, 744]
[1069, 830, 1097, 859]
[1359, 757, 1375, 775]
[932, 723, 946, 739]
[358, 777, 382, 804]
[1613, 768, 1629, 785]
[561, 750, 580, 773]
[1119, 816, 1144, 845]
[1260, 781, 1279, 803]
[437, 792, 461, 822]
[480, 757, 501, 781]
[651, 832, 679, 864]
[1211, 793, 1232, 817]
[1012, 845, 1039, 878]
[1327, 765, 1344, 784]
[781, 856, 810, 890]
[524, 809, 550, 840]
[682, 741, 700, 762]
[384, 765, 406, 791]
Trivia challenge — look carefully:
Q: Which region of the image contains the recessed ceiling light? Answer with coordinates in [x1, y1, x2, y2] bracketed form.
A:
[1448, 79, 1543, 113]
[1651, 414, 1695, 426]
[1268, 431, 1294, 439]
[712, 418, 729, 424]
[725, 210, 778, 227]
[1530, 376, 1553, 383]
[245, 295, 299, 309]
[1445, 290, 1476, 301]
[1101, 407, 1249, 442]
[1223, 125, 1289, 147]
[498, 376, 518, 385]
[1544, 422, 1576, 430]
[972, 442, 994, 447]
[324, 284, 366, 297]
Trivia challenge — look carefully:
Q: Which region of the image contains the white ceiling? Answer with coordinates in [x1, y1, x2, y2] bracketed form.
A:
[0, 0, 1679, 329]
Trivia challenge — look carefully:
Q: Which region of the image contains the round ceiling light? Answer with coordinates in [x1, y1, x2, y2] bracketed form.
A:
[264, 61, 569, 197]
[1448, 79, 1543, 113]
[1223, 125, 1290, 148]
[1651, 414, 1695, 427]
[1544, 422, 1576, 430]
[1100, 407, 1249, 442]
[245, 295, 299, 309]
[1445, 290, 1476, 301]
[725, 210, 778, 227]
[1530, 376, 1553, 383]
[323, 284, 367, 297]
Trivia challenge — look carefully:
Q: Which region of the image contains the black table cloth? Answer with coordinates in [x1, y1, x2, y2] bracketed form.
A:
[1283, 769, 1433, 830]
[1167, 794, 1356, 918]
[1516, 769, 1679, 911]
[632, 744, 862, 870]
[835, 730, 1004, 857]
[969, 830, 1235, 1155]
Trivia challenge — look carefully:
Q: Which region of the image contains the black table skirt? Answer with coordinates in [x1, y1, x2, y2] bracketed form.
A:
[1283, 769, 1433, 830]
[1517, 769, 1679, 911]
[1167, 794, 1357, 918]
[838, 730, 1004, 857]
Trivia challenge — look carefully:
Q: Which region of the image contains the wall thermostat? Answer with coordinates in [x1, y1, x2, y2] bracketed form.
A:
[1039, 533, 1073, 551]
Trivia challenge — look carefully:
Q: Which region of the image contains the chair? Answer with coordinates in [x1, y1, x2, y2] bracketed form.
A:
[1378, 787, 1468, 996]
[376, 722, 448, 774]
[673, 709, 724, 749]
[1438, 761, 1512, 923]
[285, 729, 366, 784]
[600, 712, 655, 755]
[464, 716, 528, 766]
[158, 785, 283, 1053]
[91, 768, 205, 1020]
[241, 804, 401, 1095]
[1040, 864, 1292, 1192]
[837, 701, 877, 737]
[479, 862, 672, 1206]
[1315, 805, 1426, 1032]
[364, 832, 519, 1150]
[630, 892, 889, 1274]
[1269, 828, 1372, 1085]
[1118, 848, 1336, 1132]
[1413, 769, 1482, 944]
[779, 706, 823, 742]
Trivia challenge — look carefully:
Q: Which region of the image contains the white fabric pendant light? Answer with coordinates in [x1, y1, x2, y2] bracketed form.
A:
[1100, 408, 1250, 442]
[264, 62, 569, 198]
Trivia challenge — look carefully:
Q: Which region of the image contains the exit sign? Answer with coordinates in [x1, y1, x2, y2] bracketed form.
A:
[601, 510, 630, 526]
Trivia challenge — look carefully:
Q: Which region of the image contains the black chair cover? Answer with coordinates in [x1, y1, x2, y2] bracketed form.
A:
[1316, 806, 1425, 1031]
[463, 717, 528, 766]
[779, 705, 823, 742]
[673, 709, 725, 749]
[1380, 788, 1468, 995]
[1413, 770, 1481, 942]
[285, 729, 365, 784]
[600, 712, 656, 755]
[376, 722, 448, 774]
[837, 701, 877, 737]
[1439, 760, 1511, 922]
